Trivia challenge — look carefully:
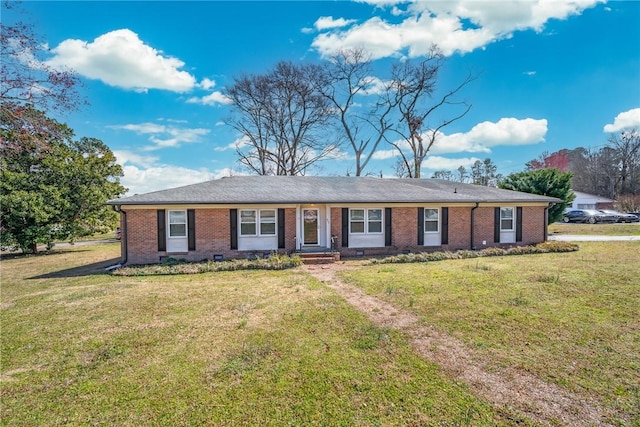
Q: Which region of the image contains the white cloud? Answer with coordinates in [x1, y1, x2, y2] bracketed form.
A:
[371, 148, 399, 160]
[433, 117, 548, 154]
[314, 16, 357, 30]
[376, 117, 547, 158]
[112, 150, 158, 168]
[188, 78, 233, 106]
[362, 76, 392, 95]
[113, 149, 242, 195]
[214, 135, 251, 152]
[199, 78, 216, 90]
[422, 155, 481, 170]
[120, 164, 214, 195]
[312, 1, 603, 59]
[187, 91, 232, 106]
[46, 29, 196, 92]
[603, 108, 640, 132]
[110, 122, 210, 150]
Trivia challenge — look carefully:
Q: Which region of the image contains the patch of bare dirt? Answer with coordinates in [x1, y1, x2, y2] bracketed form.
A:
[303, 262, 614, 427]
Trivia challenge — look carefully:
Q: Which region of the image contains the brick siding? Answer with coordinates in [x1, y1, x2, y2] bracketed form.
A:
[122, 205, 549, 264]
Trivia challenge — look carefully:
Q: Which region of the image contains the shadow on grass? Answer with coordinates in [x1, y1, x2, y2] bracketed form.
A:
[29, 257, 122, 279]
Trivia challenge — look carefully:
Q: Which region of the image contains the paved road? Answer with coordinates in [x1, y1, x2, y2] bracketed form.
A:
[549, 234, 640, 241]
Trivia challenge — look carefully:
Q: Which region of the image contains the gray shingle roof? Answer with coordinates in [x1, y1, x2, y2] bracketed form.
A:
[106, 176, 560, 205]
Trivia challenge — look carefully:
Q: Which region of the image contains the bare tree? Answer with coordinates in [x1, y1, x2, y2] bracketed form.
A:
[387, 46, 475, 178]
[226, 62, 337, 175]
[319, 48, 396, 176]
[608, 128, 640, 195]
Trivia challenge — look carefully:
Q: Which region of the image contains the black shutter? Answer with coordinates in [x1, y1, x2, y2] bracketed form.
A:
[187, 209, 196, 251]
[230, 209, 238, 250]
[417, 207, 424, 246]
[385, 208, 392, 246]
[341, 208, 349, 247]
[278, 208, 285, 249]
[516, 207, 523, 242]
[157, 209, 166, 252]
[441, 207, 449, 245]
[494, 207, 501, 243]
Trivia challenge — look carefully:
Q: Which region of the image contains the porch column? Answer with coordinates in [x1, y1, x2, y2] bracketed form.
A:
[295, 205, 301, 251]
[325, 206, 332, 249]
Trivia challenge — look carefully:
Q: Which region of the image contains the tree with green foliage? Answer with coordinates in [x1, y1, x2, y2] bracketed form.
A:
[471, 158, 502, 186]
[1, 106, 126, 253]
[499, 168, 574, 224]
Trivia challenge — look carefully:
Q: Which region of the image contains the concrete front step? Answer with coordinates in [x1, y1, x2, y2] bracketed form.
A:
[297, 251, 340, 264]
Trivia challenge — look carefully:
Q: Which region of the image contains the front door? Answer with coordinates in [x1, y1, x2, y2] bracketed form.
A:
[302, 208, 319, 245]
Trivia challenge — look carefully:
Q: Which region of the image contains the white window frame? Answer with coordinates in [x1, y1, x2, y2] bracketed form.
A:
[168, 210, 187, 238]
[424, 208, 439, 233]
[259, 209, 276, 236]
[240, 210, 257, 236]
[240, 209, 277, 237]
[500, 207, 514, 231]
[349, 208, 383, 235]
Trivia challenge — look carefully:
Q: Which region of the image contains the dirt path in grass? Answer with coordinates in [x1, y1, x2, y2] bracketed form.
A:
[304, 263, 614, 427]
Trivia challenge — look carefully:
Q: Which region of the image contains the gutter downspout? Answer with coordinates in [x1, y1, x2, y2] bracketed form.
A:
[470, 202, 480, 250]
[112, 205, 128, 265]
[544, 203, 554, 242]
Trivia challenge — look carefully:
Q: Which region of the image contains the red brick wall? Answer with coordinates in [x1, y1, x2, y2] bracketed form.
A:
[447, 207, 472, 250]
[522, 206, 546, 244]
[331, 206, 475, 257]
[284, 208, 297, 252]
[124, 207, 296, 265]
[473, 207, 495, 249]
[124, 209, 159, 264]
[123, 205, 549, 264]
[472, 206, 548, 249]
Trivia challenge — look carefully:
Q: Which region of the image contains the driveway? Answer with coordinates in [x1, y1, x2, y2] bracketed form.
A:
[549, 234, 640, 241]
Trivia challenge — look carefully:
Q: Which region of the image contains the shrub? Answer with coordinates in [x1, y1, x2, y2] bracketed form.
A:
[371, 242, 578, 265]
[111, 252, 303, 276]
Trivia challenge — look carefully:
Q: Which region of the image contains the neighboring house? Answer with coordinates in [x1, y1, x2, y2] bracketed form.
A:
[570, 191, 615, 210]
[106, 176, 560, 265]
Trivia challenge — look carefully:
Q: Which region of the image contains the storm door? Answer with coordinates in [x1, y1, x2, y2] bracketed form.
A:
[302, 208, 319, 245]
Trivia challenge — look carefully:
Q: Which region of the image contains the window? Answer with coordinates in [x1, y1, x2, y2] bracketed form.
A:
[368, 209, 382, 233]
[168, 210, 187, 237]
[260, 210, 276, 235]
[500, 207, 514, 230]
[240, 210, 257, 235]
[240, 209, 276, 236]
[350, 209, 383, 234]
[424, 208, 439, 232]
[577, 203, 595, 209]
[350, 209, 365, 233]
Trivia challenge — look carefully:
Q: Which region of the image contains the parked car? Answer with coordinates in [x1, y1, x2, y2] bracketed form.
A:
[599, 209, 640, 223]
[561, 209, 617, 224]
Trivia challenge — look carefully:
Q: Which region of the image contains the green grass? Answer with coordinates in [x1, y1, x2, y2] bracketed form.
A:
[1, 243, 530, 426]
[550, 222, 640, 235]
[339, 241, 640, 425]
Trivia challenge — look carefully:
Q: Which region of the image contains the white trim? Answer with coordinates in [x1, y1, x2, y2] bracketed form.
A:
[168, 210, 187, 238]
[349, 208, 383, 235]
[500, 207, 516, 243]
[423, 207, 441, 247]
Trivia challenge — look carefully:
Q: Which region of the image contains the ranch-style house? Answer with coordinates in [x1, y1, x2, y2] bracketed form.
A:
[106, 176, 560, 265]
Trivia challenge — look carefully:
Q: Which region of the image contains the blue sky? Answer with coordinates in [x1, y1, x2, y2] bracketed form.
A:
[6, 0, 640, 195]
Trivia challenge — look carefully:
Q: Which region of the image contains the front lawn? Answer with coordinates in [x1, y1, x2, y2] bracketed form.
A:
[2, 243, 528, 426]
[549, 222, 640, 235]
[339, 241, 640, 424]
